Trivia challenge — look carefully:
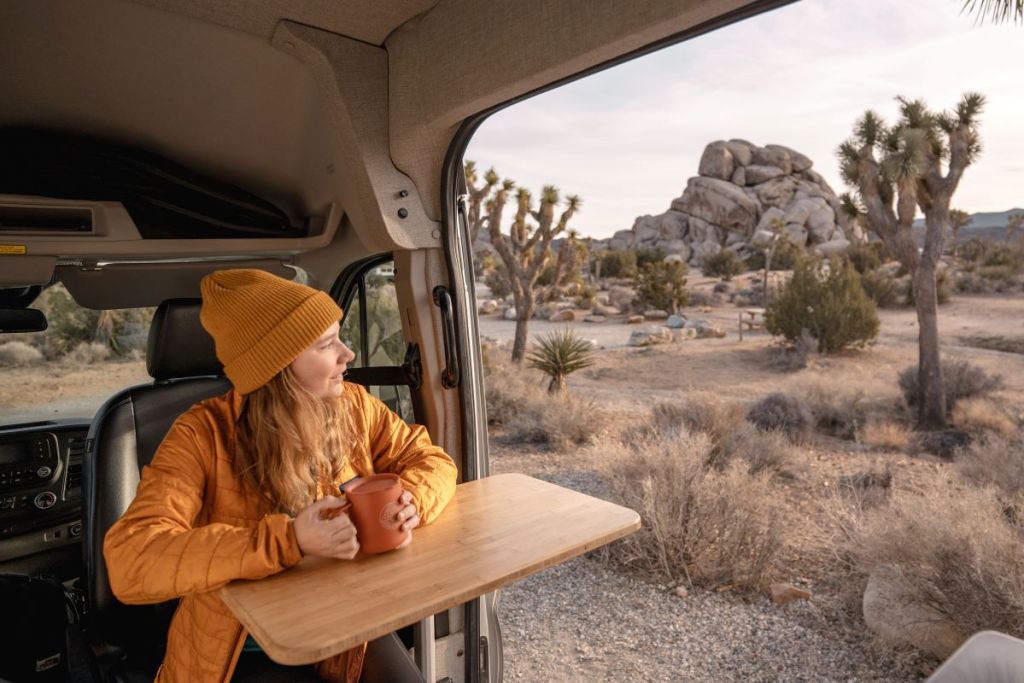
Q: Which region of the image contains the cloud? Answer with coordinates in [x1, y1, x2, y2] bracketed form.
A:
[466, 0, 1024, 238]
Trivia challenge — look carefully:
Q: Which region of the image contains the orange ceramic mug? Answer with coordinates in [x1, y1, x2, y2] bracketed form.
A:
[327, 474, 408, 555]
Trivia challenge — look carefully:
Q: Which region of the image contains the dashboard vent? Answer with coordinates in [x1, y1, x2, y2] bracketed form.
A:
[66, 462, 82, 490]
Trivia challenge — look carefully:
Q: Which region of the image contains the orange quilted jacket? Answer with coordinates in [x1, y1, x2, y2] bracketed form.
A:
[103, 382, 458, 682]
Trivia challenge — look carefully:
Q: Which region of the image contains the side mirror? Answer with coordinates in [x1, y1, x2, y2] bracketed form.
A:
[0, 308, 47, 333]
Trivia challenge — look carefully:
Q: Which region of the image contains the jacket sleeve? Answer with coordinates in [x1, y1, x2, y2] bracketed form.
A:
[103, 411, 303, 605]
[358, 386, 458, 525]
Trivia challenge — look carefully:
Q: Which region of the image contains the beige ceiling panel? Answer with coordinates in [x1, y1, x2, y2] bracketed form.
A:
[388, 0, 764, 220]
[126, 0, 438, 44]
[0, 256, 57, 287]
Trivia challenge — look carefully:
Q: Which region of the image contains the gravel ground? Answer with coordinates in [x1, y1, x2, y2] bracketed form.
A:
[496, 472, 926, 683]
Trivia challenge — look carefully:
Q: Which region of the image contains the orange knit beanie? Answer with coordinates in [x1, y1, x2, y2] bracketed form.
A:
[199, 269, 342, 395]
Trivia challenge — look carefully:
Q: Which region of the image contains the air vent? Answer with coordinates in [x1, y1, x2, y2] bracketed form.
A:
[0, 204, 93, 233]
[66, 463, 82, 490]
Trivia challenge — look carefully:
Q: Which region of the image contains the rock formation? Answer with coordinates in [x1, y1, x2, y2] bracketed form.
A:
[601, 140, 860, 268]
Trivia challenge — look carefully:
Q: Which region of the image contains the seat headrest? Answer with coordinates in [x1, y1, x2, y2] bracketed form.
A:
[146, 298, 223, 381]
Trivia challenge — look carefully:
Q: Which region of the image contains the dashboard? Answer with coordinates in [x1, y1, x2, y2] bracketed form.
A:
[0, 419, 89, 578]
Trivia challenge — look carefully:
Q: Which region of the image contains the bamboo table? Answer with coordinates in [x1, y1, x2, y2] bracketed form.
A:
[219, 472, 640, 666]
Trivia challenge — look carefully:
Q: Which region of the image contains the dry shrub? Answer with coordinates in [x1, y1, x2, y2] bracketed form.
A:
[959, 334, 1024, 355]
[0, 341, 44, 367]
[852, 485, 1024, 639]
[600, 429, 784, 590]
[913, 429, 972, 460]
[898, 359, 1004, 414]
[799, 382, 870, 440]
[746, 392, 812, 442]
[860, 421, 910, 452]
[766, 330, 818, 372]
[952, 397, 1017, 438]
[958, 433, 1024, 501]
[484, 352, 601, 449]
[64, 341, 111, 365]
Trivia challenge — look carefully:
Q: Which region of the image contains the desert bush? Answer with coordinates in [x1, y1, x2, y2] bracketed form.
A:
[852, 485, 1024, 639]
[702, 249, 743, 281]
[844, 242, 882, 274]
[634, 261, 688, 314]
[484, 267, 511, 300]
[766, 256, 879, 354]
[799, 383, 869, 440]
[601, 429, 784, 590]
[977, 264, 1018, 288]
[858, 269, 900, 308]
[484, 353, 601, 449]
[898, 359, 1004, 415]
[746, 235, 805, 272]
[628, 399, 793, 477]
[958, 433, 1024, 501]
[65, 341, 111, 365]
[0, 341, 44, 367]
[860, 420, 910, 452]
[635, 247, 666, 268]
[597, 250, 638, 280]
[952, 398, 1017, 438]
[913, 429, 972, 459]
[575, 283, 597, 308]
[746, 392, 812, 442]
[765, 331, 817, 373]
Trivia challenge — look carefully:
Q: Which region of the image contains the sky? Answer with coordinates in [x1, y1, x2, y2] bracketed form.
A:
[465, 0, 1024, 239]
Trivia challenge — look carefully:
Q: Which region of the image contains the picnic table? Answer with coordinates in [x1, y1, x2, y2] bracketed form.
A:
[738, 307, 766, 340]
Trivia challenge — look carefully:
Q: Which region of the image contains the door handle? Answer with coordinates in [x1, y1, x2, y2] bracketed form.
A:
[432, 285, 459, 389]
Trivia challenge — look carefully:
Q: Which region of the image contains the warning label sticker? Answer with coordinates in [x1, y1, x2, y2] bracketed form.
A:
[0, 245, 27, 255]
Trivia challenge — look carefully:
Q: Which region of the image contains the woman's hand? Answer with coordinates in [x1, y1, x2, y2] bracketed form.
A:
[395, 490, 420, 549]
[293, 496, 359, 560]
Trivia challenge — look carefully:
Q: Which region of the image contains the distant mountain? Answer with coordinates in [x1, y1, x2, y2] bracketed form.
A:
[912, 208, 1023, 242]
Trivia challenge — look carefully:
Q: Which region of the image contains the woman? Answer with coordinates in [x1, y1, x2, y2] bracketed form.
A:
[103, 269, 458, 682]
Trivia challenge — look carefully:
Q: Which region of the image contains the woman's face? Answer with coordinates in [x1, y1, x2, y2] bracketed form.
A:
[289, 322, 356, 399]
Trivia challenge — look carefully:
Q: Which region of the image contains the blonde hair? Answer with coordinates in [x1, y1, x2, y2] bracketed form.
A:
[235, 366, 357, 515]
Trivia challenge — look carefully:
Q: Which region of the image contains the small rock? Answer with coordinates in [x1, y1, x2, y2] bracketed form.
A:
[628, 326, 674, 347]
[770, 582, 812, 605]
[625, 315, 645, 324]
[674, 586, 689, 598]
[644, 309, 670, 320]
[503, 307, 517, 320]
[549, 310, 576, 322]
[592, 303, 621, 316]
[583, 315, 606, 323]
[666, 314, 687, 329]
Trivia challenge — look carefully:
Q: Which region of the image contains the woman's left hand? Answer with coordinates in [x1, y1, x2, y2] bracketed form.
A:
[395, 490, 420, 549]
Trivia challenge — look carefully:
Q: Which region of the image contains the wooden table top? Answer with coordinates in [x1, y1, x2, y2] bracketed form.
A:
[219, 472, 640, 665]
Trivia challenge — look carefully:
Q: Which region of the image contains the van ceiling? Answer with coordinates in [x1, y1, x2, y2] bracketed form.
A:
[0, 0, 768, 291]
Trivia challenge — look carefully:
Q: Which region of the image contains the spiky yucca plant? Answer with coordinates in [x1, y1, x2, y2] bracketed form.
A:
[526, 328, 595, 395]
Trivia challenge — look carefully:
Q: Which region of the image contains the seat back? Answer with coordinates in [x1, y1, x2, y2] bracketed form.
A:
[83, 299, 230, 669]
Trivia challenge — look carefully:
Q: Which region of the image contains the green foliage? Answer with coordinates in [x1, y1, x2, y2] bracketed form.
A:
[526, 328, 596, 394]
[32, 284, 154, 358]
[576, 283, 597, 308]
[765, 257, 879, 354]
[598, 250, 638, 280]
[635, 247, 666, 268]
[634, 261, 689, 314]
[744, 235, 804, 272]
[859, 269, 900, 308]
[484, 264, 511, 299]
[702, 249, 744, 281]
[844, 242, 882, 274]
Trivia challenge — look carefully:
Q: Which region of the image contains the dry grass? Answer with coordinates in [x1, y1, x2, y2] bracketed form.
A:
[952, 397, 1018, 438]
[746, 392, 812, 443]
[799, 382, 871, 440]
[959, 334, 1024, 355]
[851, 485, 1024, 639]
[484, 347, 603, 450]
[0, 341, 43, 367]
[598, 428, 785, 591]
[860, 420, 910, 453]
[957, 433, 1024, 501]
[898, 359, 1005, 414]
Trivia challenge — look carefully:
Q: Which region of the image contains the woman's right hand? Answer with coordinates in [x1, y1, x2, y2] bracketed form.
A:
[293, 496, 359, 560]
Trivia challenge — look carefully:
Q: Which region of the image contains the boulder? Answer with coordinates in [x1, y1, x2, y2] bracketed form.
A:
[785, 222, 808, 245]
[659, 211, 689, 240]
[644, 309, 670, 320]
[592, 303, 620, 317]
[752, 144, 793, 174]
[503, 307, 517, 320]
[684, 319, 726, 338]
[608, 286, 635, 312]
[549, 309, 576, 322]
[754, 176, 799, 208]
[724, 139, 755, 167]
[730, 166, 746, 186]
[625, 314, 645, 324]
[863, 565, 967, 660]
[666, 314, 686, 329]
[815, 238, 851, 257]
[697, 141, 735, 181]
[628, 326, 674, 347]
[673, 177, 759, 235]
[744, 164, 786, 185]
[478, 299, 499, 315]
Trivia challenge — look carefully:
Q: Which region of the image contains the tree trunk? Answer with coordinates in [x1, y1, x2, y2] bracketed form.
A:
[511, 294, 533, 363]
[547, 374, 566, 395]
[913, 262, 946, 430]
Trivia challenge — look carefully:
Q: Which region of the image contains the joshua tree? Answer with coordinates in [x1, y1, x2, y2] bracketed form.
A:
[487, 183, 582, 362]
[949, 208, 972, 242]
[1007, 213, 1024, 242]
[526, 328, 595, 394]
[754, 216, 786, 299]
[838, 93, 985, 430]
[464, 160, 499, 245]
[543, 229, 588, 301]
[962, 0, 1023, 24]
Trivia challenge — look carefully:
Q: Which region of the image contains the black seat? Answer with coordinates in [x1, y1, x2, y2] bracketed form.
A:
[83, 298, 230, 681]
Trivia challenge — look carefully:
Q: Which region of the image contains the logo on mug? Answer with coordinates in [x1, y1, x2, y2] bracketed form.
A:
[378, 501, 404, 531]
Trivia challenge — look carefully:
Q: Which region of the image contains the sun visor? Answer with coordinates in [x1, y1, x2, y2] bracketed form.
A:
[59, 260, 295, 309]
[0, 255, 56, 286]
